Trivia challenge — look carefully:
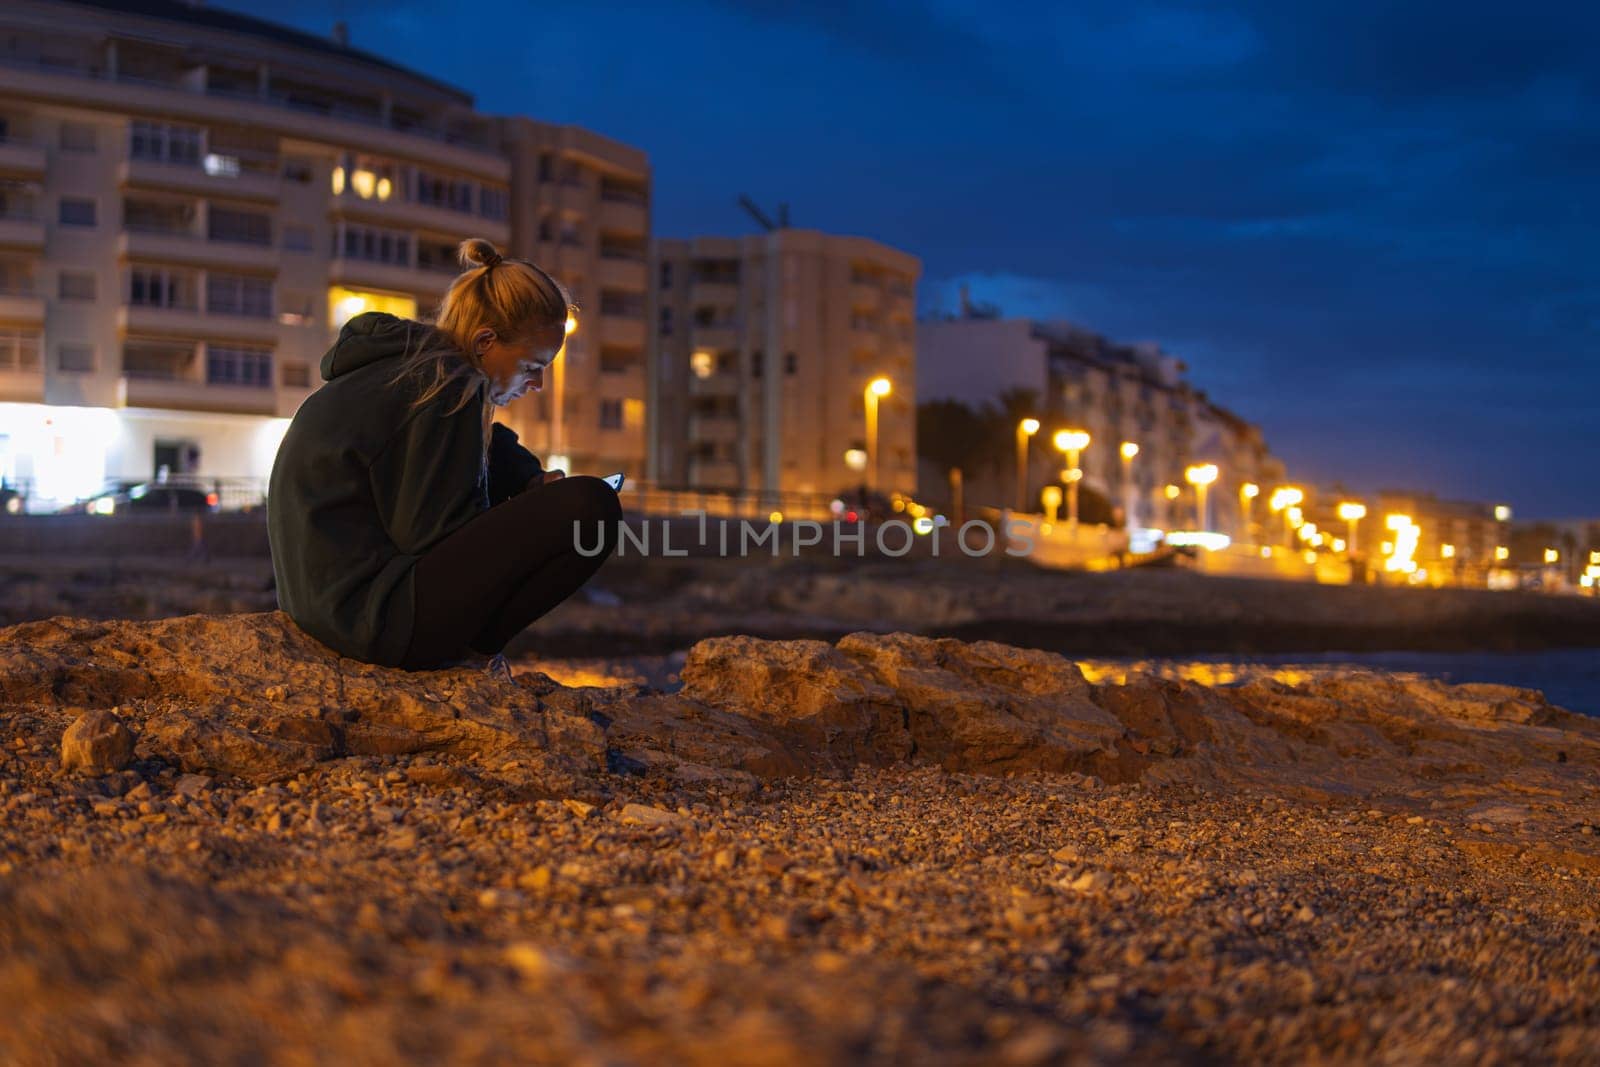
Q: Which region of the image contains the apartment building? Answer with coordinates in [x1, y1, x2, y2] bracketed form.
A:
[651, 229, 920, 498]
[0, 0, 650, 509]
[497, 118, 650, 480]
[918, 314, 1283, 534]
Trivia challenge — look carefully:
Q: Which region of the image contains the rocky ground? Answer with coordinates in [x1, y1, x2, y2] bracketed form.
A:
[1, 611, 1597, 1064]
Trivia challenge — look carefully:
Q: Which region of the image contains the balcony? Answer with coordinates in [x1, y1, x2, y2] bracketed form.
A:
[330, 193, 510, 245]
[0, 292, 45, 325]
[0, 138, 47, 177]
[120, 372, 277, 415]
[691, 281, 739, 307]
[688, 412, 741, 443]
[116, 305, 279, 344]
[597, 316, 646, 348]
[0, 215, 45, 250]
[598, 197, 647, 236]
[851, 282, 879, 310]
[0, 60, 508, 181]
[688, 371, 740, 397]
[687, 457, 741, 488]
[596, 254, 648, 291]
[0, 361, 43, 403]
[690, 322, 740, 350]
[119, 158, 281, 203]
[118, 230, 279, 271]
[329, 256, 450, 298]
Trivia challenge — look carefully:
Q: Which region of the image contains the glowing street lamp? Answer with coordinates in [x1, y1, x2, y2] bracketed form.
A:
[1120, 442, 1140, 530]
[1494, 504, 1511, 522]
[1336, 501, 1367, 559]
[1240, 482, 1259, 542]
[1270, 486, 1304, 548]
[1015, 418, 1040, 512]
[1184, 463, 1218, 531]
[1544, 548, 1560, 565]
[1052, 429, 1090, 532]
[864, 376, 892, 492]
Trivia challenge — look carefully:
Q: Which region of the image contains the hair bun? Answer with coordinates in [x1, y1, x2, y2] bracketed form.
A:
[459, 237, 504, 270]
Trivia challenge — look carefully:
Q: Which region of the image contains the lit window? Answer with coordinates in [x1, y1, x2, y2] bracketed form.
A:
[327, 286, 416, 328]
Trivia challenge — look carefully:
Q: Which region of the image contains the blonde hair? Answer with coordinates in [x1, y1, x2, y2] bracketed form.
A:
[385, 238, 577, 502]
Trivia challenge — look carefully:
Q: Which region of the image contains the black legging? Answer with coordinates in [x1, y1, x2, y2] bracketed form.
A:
[400, 475, 621, 669]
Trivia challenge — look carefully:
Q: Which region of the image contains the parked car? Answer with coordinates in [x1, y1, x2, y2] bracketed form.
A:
[67, 481, 219, 516]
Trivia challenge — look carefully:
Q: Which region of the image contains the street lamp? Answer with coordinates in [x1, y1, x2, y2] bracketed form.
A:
[1185, 463, 1218, 530]
[1240, 482, 1259, 542]
[1052, 429, 1090, 533]
[864, 376, 892, 492]
[1015, 418, 1040, 512]
[1336, 501, 1366, 559]
[1120, 442, 1140, 530]
[1270, 486, 1304, 548]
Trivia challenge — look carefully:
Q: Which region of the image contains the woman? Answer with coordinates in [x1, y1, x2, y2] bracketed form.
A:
[267, 238, 622, 672]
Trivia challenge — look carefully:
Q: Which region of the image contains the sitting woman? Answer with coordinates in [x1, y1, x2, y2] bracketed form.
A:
[267, 238, 621, 672]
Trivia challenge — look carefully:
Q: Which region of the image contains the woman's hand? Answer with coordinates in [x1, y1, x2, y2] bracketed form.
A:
[538, 469, 566, 485]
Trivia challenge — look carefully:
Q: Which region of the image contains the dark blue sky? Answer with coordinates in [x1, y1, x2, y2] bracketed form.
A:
[246, 0, 1597, 517]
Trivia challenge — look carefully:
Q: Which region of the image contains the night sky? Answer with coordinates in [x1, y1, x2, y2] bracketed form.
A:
[241, 0, 1596, 518]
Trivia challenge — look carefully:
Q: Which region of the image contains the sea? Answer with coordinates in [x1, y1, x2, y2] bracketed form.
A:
[526, 647, 1599, 717]
[1078, 649, 1600, 718]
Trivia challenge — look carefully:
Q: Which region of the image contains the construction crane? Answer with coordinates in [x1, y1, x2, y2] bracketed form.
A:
[738, 196, 790, 232]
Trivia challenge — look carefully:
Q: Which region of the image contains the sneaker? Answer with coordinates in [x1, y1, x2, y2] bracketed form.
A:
[485, 652, 514, 683]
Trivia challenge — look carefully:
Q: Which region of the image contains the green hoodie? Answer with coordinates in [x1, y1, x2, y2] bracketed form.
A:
[267, 312, 543, 666]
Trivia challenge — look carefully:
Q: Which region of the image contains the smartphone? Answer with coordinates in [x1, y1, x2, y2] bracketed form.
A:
[602, 472, 625, 491]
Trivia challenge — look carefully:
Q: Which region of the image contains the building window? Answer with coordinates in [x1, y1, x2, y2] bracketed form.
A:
[208, 207, 271, 246]
[413, 169, 474, 213]
[207, 274, 273, 318]
[0, 258, 34, 296]
[122, 339, 195, 380]
[337, 223, 410, 266]
[0, 179, 41, 221]
[479, 185, 509, 221]
[283, 224, 313, 252]
[58, 271, 95, 301]
[129, 267, 194, 309]
[282, 157, 314, 184]
[599, 290, 645, 319]
[59, 121, 96, 153]
[658, 307, 673, 335]
[784, 352, 797, 375]
[416, 237, 460, 273]
[599, 398, 623, 430]
[129, 121, 202, 166]
[57, 343, 94, 373]
[558, 217, 583, 247]
[537, 153, 553, 182]
[599, 347, 641, 375]
[123, 197, 195, 234]
[58, 198, 96, 227]
[751, 350, 763, 378]
[0, 329, 41, 372]
[281, 360, 311, 388]
[206, 344, 273, 387]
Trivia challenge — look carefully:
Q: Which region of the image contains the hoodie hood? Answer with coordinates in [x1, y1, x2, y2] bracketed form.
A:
[320, 312, 429, 381]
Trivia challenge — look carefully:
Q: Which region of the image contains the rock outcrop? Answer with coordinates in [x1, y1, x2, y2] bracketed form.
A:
[4, 611, 1594, 809]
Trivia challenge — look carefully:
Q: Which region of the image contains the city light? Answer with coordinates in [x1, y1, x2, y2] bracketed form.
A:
[1337, 502, 1367, 521]
[1384, 515, 1420, 574]
[1544, 548, 1560, 564]
[1016, 419, 1040, 511]
[1120, 441, 1140, 460]
[864, 377, 893, 492]
[1495, 505, 1512, 522]
[844, 448, 867, 472]
[1241, 482, 1259, 499]
[1052, 429, 1090, 452]
[1269, 487, 1303, 512]
[1496, 546, 1510, 561]
[1286, 506, 1303, 527]
[1184, 463, 1218, 486]
[691, 350, 714, 378]
[565, 312, 579, 335]
[1164, 484, 1180, 500]
[1441, 544, 1456, 559]
[868, 377, 892, 398]
[1021, 418, 1040, 435]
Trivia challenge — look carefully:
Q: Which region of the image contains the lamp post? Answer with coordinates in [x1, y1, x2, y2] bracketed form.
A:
[1052, 429, 1090, 534]
[1185, 463, 1218, 531]
[1016, 418, 1040, 512]
[1337, 502, 1366, 560]
[1269, 487, 1304, 548]
[864, 376, 892, 492]
[1239, 482, 1259, 542]
[1120, 442, 1140, 530]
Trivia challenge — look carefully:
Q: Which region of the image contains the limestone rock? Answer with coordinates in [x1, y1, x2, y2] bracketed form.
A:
[60, 709, 136, 775]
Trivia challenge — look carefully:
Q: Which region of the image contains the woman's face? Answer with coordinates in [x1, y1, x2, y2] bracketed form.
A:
[476, 320, 567, 406]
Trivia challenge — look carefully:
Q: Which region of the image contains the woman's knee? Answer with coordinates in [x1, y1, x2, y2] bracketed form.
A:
[558, 476, 623, 556]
